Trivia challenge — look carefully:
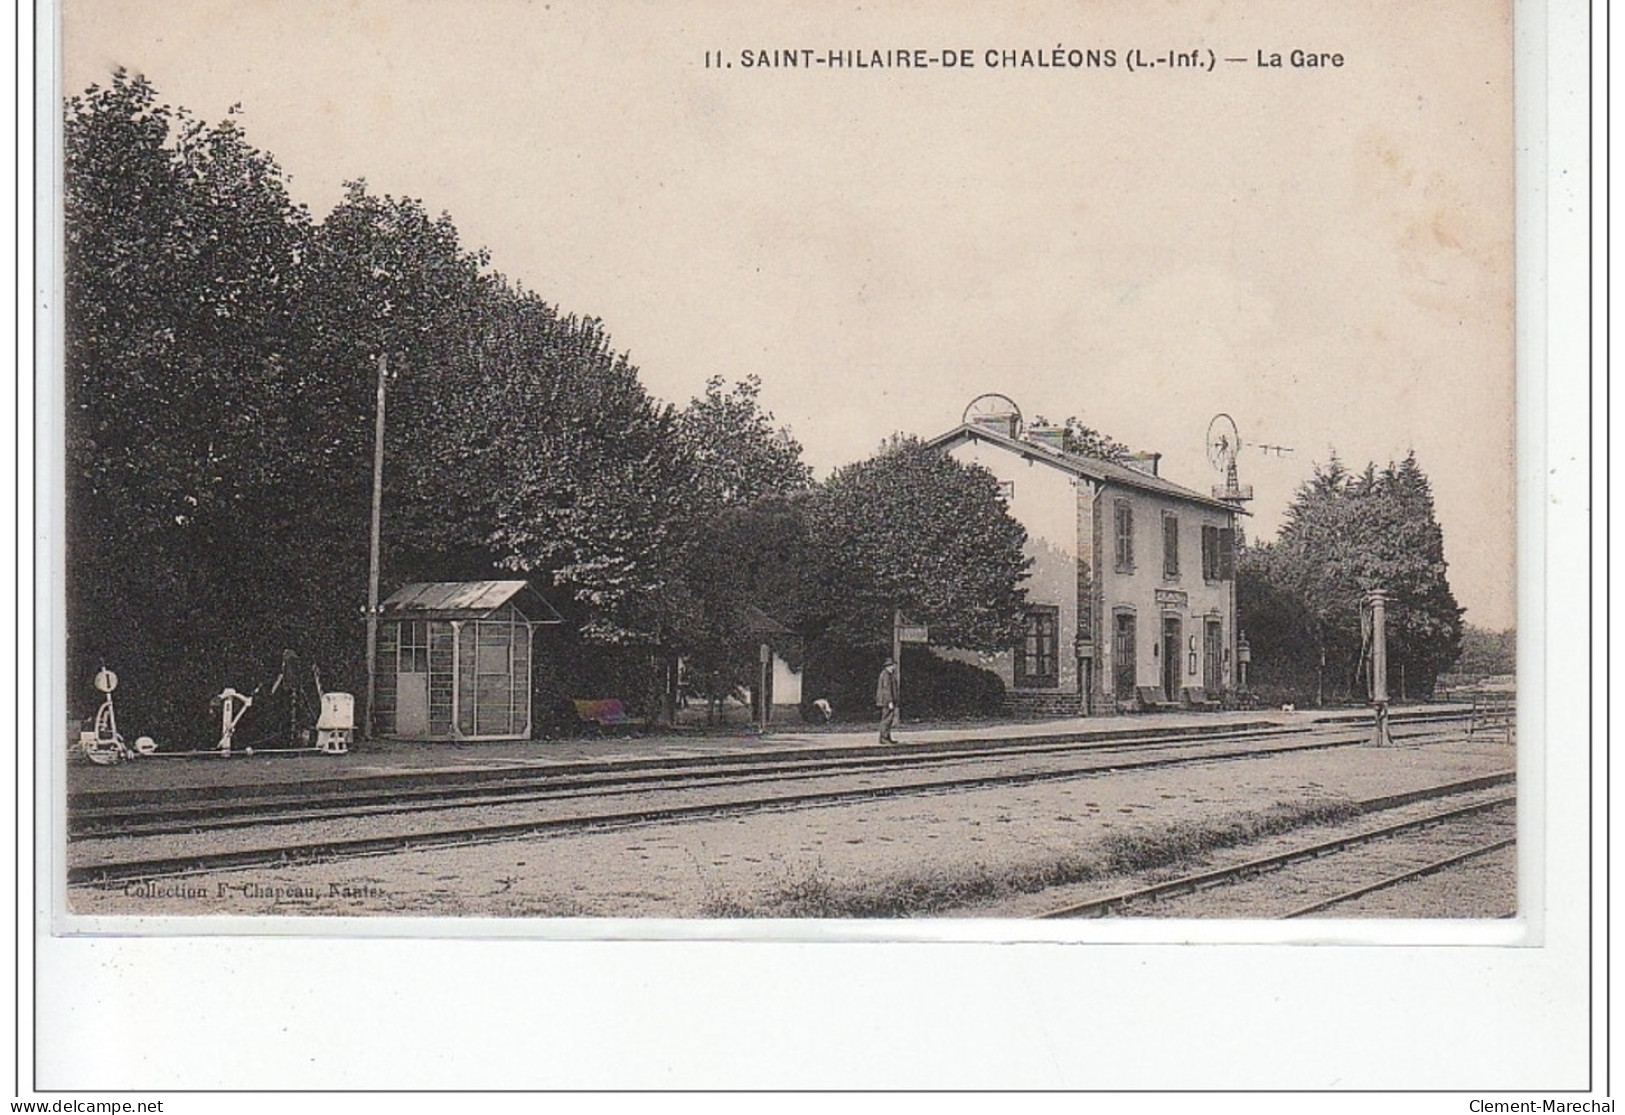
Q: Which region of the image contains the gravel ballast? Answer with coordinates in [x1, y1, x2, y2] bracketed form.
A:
[67, 732, 1515, 919]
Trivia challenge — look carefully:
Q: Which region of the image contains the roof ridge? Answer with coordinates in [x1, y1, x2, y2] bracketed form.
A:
[927, 422, 1247, 513]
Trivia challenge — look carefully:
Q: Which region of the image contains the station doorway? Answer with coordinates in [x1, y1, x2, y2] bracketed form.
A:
[1161, 616, 1182, 702]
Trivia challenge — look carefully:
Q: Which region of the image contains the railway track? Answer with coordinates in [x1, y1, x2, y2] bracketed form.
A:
[1277, 838, 1516, 918]
[71, 710, 1473, 840]
[69, 718, 1490, 887]
[69, 720, 1294, 837]
[1036, 789, 1516, 919]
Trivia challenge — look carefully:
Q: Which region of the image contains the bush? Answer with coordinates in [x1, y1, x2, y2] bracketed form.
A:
[800, 646, 1004, 722]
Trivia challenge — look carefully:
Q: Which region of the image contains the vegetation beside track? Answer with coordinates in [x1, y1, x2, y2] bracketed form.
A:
[698, 797, 1361, 918]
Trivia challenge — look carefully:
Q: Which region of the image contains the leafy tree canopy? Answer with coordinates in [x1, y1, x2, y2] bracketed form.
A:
[1238, 452, 1463, 701]
[1453, 626, 1515, 678]
[799, 438, 1030, 654]
[679, 375, 813, 508]
[1030, 415, 1133, 462]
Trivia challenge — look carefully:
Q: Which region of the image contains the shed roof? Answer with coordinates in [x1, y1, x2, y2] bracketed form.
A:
[743, 605, 794, 637]
[926, 423, 1249, 515]
[380, 581, 563, 622]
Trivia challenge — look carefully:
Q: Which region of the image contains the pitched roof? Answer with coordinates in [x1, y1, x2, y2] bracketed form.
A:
[925, 423, 1248, 514]
[380, 580, 563, 621]
[743, 605, 794, 637]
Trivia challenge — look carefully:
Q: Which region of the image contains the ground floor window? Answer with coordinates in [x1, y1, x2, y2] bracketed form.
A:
[1015, 606, 1060, 689]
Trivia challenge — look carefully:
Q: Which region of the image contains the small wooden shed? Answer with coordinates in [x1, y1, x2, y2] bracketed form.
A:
[374, 581, 561, 741]
[744, 605, 802, 719]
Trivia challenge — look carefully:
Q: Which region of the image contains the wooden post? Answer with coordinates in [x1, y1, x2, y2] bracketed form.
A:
[364, 352, 387, 741]
[892, 609, 903, 714]
[759, 641, 771, 733]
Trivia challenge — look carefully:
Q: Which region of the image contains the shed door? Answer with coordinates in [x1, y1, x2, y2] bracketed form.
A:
[397, 620, 430, 737]
[397, 674, 429, 736]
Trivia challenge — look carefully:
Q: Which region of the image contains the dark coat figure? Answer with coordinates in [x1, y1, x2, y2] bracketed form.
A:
[875, 659, 900, 744]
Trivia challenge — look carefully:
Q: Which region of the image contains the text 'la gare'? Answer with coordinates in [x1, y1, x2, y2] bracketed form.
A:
[1257, 49, 1345, 67]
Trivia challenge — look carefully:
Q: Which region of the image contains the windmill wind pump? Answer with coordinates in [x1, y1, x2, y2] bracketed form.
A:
[1206, 413, 1255, 506]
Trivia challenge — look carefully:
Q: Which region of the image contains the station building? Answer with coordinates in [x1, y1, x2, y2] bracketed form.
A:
[927, 407, 1247, 716]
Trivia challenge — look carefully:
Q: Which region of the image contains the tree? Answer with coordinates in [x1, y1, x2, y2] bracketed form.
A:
[661, 376, 816, 714]
[1030, 415, 1133, 462]
[65, 73, 317, 737]
[801, 438, 1029, 653]
[671, 495, 811, 718]
[474, 319, 699, 644]
[62, 76, 710, 735]
[1372, 453, 1466, 694]
[1455, 626, 1516, 678]
[1235, 539, 1320, 696]
[679, 376, 813, 507]
[1241, 452, 1463, 702]
[759, 439, 1029, 718]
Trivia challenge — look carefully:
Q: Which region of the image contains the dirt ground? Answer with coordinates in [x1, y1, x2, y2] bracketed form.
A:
[67, 732, 1515, 920]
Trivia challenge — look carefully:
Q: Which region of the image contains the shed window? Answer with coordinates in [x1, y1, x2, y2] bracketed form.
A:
[1015, 606, 1060, 689]
[476, 626, 511, 675]
[399, 620, 428, 673]
[1114, 500, 1134, 572]
[1163, 513, 1180, 579]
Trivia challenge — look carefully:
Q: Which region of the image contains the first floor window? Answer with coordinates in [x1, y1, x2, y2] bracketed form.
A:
[1015, 606, 1060, 689]
[1114, 500, 1135, 571]
[1202, 524, 1236, 581]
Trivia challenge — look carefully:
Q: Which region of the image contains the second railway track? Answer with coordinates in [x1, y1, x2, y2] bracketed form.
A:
[71, 711, 1471, 840]
[70, 718, 1494, 887]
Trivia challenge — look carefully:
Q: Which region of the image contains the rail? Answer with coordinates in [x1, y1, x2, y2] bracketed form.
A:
[1036, 788, 1515, 919]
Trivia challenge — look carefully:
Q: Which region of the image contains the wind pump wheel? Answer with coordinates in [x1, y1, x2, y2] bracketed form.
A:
[963, 393, 1023, 439]
[1206, 413, 1253, 504]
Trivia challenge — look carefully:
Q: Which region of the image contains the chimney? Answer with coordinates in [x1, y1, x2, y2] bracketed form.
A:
[971, 413, 1019, 439]
[1027, 426, 1066, 453]
[1122, 451, 1161, 477]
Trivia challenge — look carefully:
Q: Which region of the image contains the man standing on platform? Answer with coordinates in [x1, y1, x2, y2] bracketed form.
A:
[876, 657, 900, 744]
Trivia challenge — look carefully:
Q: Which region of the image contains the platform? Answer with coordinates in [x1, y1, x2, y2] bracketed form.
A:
[65, 705, 1467, 807]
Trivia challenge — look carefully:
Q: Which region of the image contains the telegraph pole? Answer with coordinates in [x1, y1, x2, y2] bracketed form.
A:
[364, 352, 388, 741]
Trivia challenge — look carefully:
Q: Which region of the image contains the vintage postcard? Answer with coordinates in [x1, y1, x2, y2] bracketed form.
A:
[36, 0, 1603, 1100]
[54, 0, 1521, 933]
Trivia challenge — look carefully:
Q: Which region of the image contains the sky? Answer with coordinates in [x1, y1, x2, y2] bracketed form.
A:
[61, 0, 1517, 628]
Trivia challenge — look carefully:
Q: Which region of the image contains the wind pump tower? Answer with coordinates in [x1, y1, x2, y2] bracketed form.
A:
[1206, 413, 1254, 507]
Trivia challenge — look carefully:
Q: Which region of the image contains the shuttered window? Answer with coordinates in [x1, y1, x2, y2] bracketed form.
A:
[1162, 513, 1180, 579]
[1114, 500, 1134, 572]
